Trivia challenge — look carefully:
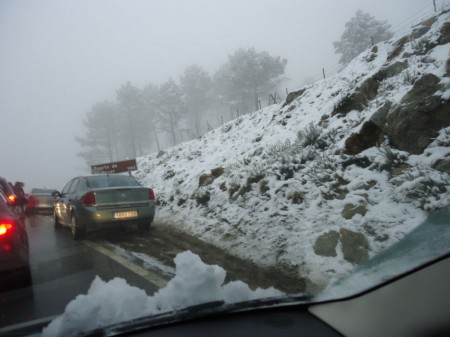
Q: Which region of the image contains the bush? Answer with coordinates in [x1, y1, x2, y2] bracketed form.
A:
[391, 166, 450, 211]
[303, 152, 343, 187]
[377, 143, 408, 172]
[297, 123, 340, 150]
[297, 123, 323, 147]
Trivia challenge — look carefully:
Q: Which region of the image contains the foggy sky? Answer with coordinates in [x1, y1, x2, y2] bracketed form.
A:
[0, 0, 434, 191]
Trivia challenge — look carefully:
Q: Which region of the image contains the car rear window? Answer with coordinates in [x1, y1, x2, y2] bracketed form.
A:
[31, 188, 56, 194]
[86, 175, 141, 189]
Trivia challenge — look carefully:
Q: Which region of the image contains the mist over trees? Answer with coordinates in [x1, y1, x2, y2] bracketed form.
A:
[77, 7, 394, 168]
[180, 65, 212, 137]
[76, 47, 288, 166]
[333, 10, 393, 65]
[215, 48, 287, 114]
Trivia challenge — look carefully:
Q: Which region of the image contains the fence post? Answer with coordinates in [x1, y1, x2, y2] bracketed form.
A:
[322, 68, 326, 79]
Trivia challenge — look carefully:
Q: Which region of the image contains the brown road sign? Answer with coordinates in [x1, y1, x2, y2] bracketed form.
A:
[91, 159, 137, 174]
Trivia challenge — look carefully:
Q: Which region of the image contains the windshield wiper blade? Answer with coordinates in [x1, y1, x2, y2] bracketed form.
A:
[83, 300, 225, 337]
[84, 294, 311, 337]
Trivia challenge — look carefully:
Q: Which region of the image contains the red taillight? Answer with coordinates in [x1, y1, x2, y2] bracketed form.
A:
[8, 194, 16, 205]
[82, 192, 96, 206]
[148, 188, 155, 201]
[28, 195, 37, 208]
[0, 220, 13, 236]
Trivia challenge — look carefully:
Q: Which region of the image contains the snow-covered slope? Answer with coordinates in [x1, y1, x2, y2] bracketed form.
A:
[135, 11, 450, 291]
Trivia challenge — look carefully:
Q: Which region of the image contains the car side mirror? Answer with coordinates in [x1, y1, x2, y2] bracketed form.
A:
[51, 191, 61, 198]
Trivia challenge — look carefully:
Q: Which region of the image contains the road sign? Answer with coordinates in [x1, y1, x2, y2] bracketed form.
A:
[91, 159, 137, 174]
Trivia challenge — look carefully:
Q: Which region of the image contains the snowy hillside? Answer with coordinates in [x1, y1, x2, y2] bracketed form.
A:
[135, 11, 450, 292]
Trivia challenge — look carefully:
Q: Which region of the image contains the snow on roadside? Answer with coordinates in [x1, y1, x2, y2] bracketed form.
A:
[135, 11, 450, 290]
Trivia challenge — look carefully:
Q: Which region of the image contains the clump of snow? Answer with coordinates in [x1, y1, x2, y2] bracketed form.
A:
[41, 251, 282, 337]
[134, 10, 450, 291]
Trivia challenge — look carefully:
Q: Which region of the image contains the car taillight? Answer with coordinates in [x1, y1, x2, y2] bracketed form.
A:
[28, 195, 36, 208]
[8, 194, 16, 205]
[0, 220, 13, 236]
[148, 188, 155, 201]
[82, 192, 96, 206]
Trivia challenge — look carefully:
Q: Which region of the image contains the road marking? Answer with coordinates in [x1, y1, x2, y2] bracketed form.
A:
[83, 240, 168, 289]
[0, 315, 59, 335]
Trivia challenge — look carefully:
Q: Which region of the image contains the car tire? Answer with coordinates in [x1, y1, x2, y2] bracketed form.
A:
[1, 266, 32, 291]
[71, 213, 85, 240]
[19, 265, 32, 288]
[54, 212, 62, 229]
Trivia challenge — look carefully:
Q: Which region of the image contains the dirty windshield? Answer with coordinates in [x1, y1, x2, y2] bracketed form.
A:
[1, 1, 450, 336]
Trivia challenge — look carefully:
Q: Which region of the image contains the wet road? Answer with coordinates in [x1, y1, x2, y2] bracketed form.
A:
[0, 215, 160, 330]
[0, 214, 304, 332]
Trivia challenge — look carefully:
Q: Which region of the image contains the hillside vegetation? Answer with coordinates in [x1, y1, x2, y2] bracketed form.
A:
[135, 11, 450, 292]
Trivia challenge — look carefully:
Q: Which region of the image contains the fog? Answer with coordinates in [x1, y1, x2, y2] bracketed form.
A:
[0, 0, 433, 191]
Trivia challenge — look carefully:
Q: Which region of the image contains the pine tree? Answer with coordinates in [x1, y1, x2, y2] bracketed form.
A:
[76, 101, 118, 166]
[180, 64, 212, 137]
[334, 10, 393, 65]
[214, 48, 287, 114]
[157, 78, 185, 146]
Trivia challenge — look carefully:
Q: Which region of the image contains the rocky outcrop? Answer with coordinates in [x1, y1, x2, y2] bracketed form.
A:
[439, 21, 450, 44]
[332, 77, 379, 116]
[313, 228, 369, 264]
[433, 158, 450, 175]
[340, 228, 369, 263]
[344, 120, 383, 155]
[198, 167, 225, 187]
[385, 73, 450, 154]
[344, 71, 450, 155]
[313, 231, 339, 257]
[341, 203, 368, 220]
[283, 88, 306, 107]
[388, 36, 408, 61]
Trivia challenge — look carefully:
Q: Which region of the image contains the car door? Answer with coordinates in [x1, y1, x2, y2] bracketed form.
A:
[56, 179, 78, 225]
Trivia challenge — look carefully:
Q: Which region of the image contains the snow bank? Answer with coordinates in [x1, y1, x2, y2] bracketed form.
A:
[41, 251, 282, 337]
[134, 10, 450, 291]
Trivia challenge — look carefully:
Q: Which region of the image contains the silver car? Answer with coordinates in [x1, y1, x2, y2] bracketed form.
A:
[53, 174, 156, 240]
[26, 188, 57, 215]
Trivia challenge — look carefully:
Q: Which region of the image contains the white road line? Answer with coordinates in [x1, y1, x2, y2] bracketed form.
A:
[84, 240, 168, 289]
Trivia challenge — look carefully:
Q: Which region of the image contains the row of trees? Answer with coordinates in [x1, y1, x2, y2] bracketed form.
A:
[77, 47, 288, 166]
[77, 10, 394, 167]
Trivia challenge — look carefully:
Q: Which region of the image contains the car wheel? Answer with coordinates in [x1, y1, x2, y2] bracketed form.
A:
[71, 213, 85, 240]
[19, 265, 32, 288]
[54, 212, 62, 229]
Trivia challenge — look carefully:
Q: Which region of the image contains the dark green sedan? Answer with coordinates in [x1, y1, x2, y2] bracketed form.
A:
[53, 174, 156, 240]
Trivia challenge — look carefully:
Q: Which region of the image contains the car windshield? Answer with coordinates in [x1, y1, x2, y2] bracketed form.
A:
[86, 175, 141, 189]
[30, 189, 56, 195]
[1, 1, 450, 336]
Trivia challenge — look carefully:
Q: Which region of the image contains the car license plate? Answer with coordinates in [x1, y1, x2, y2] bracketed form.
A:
[113, 210, 138, 219]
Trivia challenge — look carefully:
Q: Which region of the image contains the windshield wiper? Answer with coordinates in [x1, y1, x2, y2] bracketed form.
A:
[85, 294, 311, 337]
